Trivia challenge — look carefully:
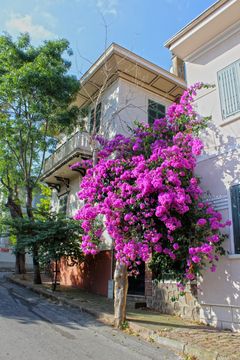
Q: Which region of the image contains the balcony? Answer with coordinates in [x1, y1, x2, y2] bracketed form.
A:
[41, 131, 92, 184]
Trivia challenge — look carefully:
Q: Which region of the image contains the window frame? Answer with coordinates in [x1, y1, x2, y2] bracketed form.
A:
[147, 99, 166, 126]
[228, 184, 240, 254]
[58, 192, 69, 216]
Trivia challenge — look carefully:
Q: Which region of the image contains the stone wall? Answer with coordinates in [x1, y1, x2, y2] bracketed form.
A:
[144, 264, 152, 299]
[147, 281, 201, 322]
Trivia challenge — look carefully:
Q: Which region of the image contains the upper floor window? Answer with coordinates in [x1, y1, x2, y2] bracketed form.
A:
[148, 100, 165, 126]
[217, 59, 240, 119]
[89, 102, 101, 133]
[230, 184, 240, 254]
[58, 193, 68, 215]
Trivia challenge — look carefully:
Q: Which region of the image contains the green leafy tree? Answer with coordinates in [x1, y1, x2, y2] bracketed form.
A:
[9, 213, 84, 290]
[0, 33, 81, 282]
[36, 214, 84, 290]
[0, 150, 26, 273]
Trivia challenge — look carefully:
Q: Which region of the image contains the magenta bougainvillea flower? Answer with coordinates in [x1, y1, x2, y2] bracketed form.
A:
[73, 83, 229, 286]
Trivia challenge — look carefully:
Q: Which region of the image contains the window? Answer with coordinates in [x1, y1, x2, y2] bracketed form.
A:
[217, 59, 240, 119]
[148, 100, 165, 126]
[79, 106, 89, 130]
[89, 103, 101, 133]
[58, 193, 68, 215]
[230, 184, 240, 254]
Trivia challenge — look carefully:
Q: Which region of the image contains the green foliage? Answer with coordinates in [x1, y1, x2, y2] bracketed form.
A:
[149, 229, 226, 283]
[8, 212, 84, 267]
[34, 183, 52, 220]
[149, 252, 187, 283]
[0, 190, 8, 234]
[0, 32, 81, 211]
[120, 321, 129, 330]
[9, 233, 17, 246]
[37, 214, 84, 267]
[0, 33, 82, 278]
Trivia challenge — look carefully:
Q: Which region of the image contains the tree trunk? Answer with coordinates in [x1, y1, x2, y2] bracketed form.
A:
[92, 138, 98, 166]
[15, 252, 26, 274]
[6, 192, 26, 274]
[114, 261, 128, 328]
[32, 244, 42, 284]
[26, 185, 42, 285]
[26, 185, 34, 219]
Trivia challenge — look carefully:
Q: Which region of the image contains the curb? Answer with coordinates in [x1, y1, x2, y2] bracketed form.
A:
[7, 276, 114, 326]
[127, 321, 220, 360]
[7, 276, 221, 360]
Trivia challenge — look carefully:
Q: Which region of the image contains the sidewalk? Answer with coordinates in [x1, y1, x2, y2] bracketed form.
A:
[8, 273, 240, 360]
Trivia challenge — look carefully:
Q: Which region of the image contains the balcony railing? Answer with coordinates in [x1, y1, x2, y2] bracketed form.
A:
[43, 131, 91, 175]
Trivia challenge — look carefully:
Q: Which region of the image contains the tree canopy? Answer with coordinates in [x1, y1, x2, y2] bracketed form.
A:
[0, 33, 82, 279]
[0, 33, 81, 201]
[10, 213, 84, 267]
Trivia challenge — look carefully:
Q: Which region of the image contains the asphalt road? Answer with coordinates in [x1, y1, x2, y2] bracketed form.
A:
[0, 272, 180, 360]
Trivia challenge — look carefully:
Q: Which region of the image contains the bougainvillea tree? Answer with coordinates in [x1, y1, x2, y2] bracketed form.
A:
[74, 83, 230, 327]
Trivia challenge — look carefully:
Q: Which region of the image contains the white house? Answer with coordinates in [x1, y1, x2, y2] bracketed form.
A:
[40, 43, 186, 297]
[165, 0, 240, 331]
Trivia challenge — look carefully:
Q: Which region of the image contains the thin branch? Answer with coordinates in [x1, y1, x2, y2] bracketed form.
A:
[34, 118, 49, 185]
[27, 138, 34, 180]
[0, 177, 11, 192]
[5, 139, 25, 173]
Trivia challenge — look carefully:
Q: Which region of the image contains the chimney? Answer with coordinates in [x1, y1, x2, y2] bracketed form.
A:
[172, 55, 185, 81]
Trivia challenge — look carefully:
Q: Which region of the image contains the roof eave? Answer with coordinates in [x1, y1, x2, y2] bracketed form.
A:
[164, 0, 229, 49]
[80, 43, 186, 88]
[76, 43, 186, 109]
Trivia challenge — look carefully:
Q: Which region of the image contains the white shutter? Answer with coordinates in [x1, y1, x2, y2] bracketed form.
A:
[218, 60, 240, 119]
[203, 195, 228, 211]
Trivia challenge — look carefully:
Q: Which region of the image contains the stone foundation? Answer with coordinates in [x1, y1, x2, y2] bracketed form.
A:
[147, 281, 201, 321]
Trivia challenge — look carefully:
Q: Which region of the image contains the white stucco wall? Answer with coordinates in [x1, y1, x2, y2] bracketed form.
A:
[116, 78, 172, 135]
[90, 77, 172, 137]
[185, 26, 240, 331]
[87, 80, 120, 139]
[52, 173, 83, 218]
[67, 174, 83, 218]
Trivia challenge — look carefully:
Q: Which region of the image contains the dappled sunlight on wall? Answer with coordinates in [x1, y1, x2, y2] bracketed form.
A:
[60, 251, 112, 297]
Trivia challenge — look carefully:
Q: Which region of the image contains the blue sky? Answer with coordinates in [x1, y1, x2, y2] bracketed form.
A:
[0, 0, 217, 77]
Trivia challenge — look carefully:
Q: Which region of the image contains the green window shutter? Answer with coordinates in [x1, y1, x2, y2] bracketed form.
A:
[90, 103, 101, 133]
[218, 59, 240, 119]
[230, 184, 240, 254]
[148, 100, 165, 126]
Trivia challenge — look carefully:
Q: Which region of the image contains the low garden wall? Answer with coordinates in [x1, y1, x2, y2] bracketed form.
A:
[146, 281, 201, 321]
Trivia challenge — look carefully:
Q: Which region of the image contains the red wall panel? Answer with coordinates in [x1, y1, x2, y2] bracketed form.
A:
[60, 250, 112, 297]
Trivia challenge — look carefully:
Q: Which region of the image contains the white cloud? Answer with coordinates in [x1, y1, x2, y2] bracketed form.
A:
[96, 0, 118, 16]
[40, 11, 58, 29]
[5, 14, 56, 40]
